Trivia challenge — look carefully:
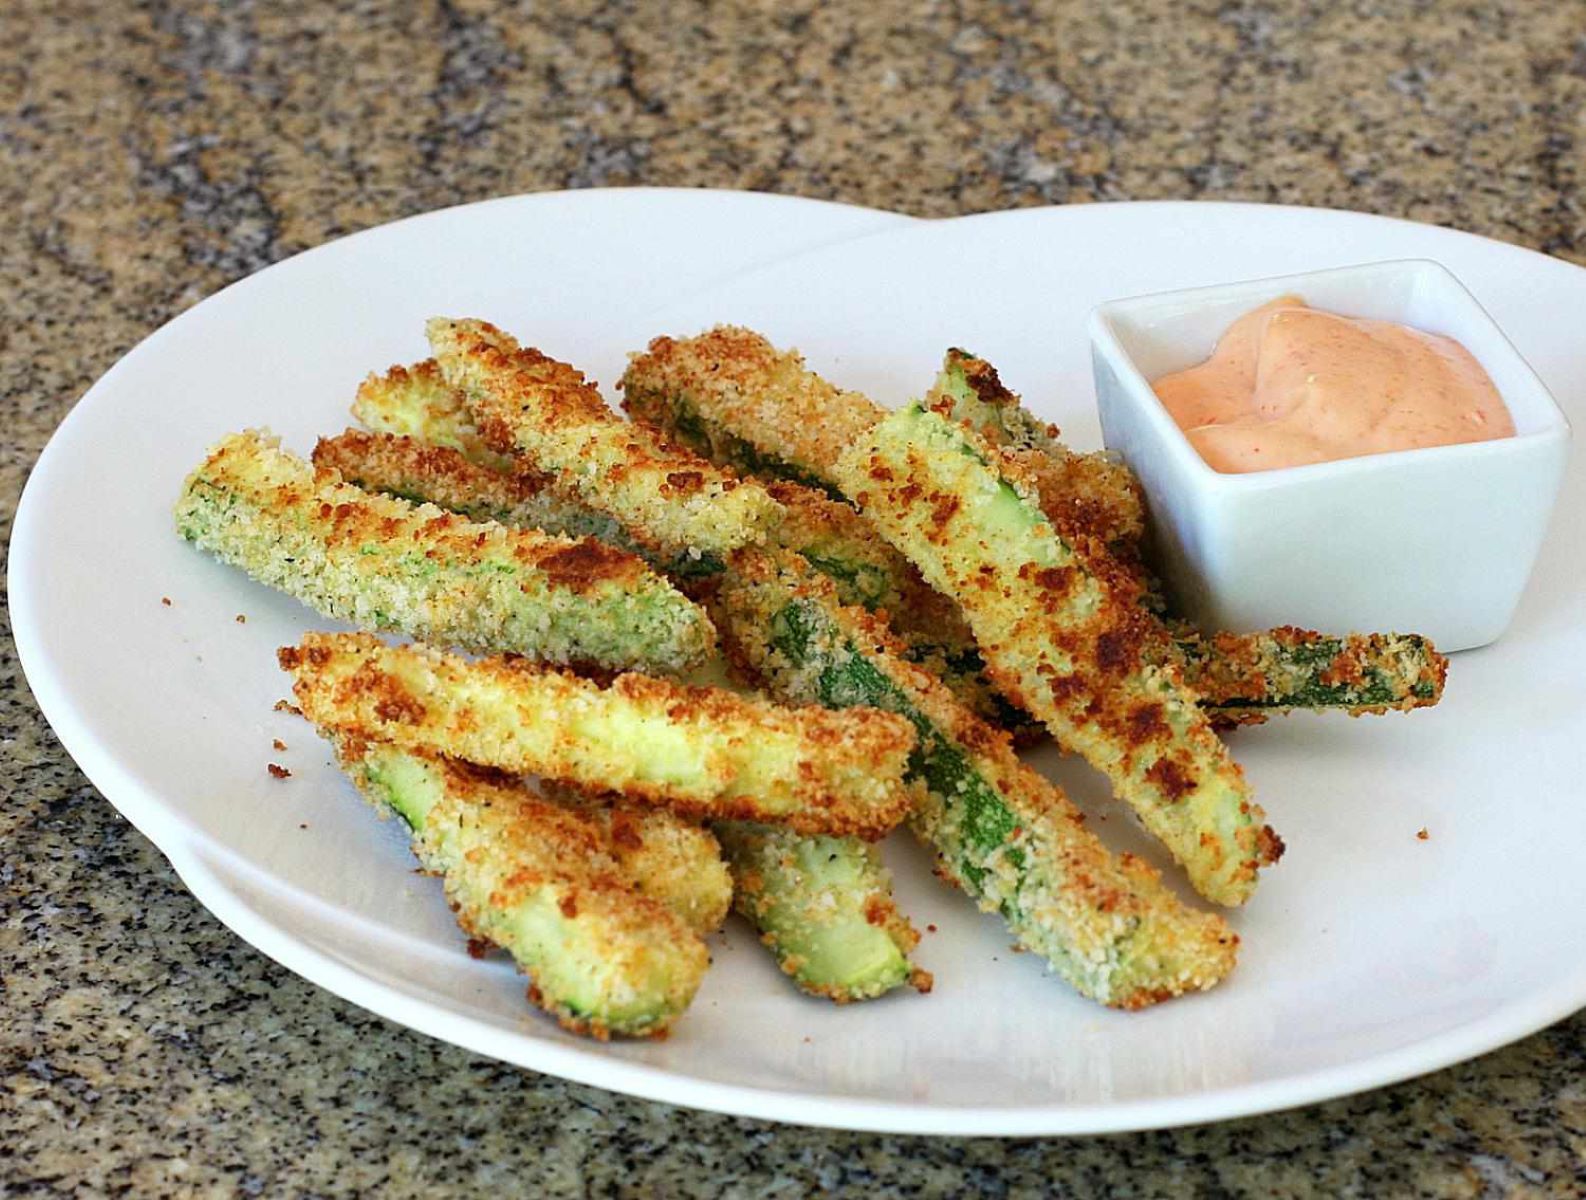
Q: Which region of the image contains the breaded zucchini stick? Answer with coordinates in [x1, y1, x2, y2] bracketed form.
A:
[427, 318, 778, 558]
[832, 406, 1282, 907]
[315, 426, 620, 541]
[621, 329, 1144, 550]
[923, 348, 1147, 550]
[716, 822, 929, 1002]
[280, 633, 917, 839]
[1175, 626, 1448, 727]
[719, 550, 1238, 1007]
[175, 430, 715, 674]
[334, 737, 708, 1038]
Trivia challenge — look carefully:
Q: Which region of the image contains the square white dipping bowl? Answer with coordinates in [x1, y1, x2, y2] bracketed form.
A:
[1089, 259, 1570, 652]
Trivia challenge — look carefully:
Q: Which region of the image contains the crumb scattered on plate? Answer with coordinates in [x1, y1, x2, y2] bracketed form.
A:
[267, 763, 291, 779]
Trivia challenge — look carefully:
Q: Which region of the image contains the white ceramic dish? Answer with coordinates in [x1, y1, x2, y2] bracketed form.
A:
[11, 194, 1586, 1137]
[1089, 259, 1571, 651]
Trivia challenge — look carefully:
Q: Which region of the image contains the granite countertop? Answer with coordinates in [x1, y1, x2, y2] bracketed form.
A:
[4, 2, 1583, 1194]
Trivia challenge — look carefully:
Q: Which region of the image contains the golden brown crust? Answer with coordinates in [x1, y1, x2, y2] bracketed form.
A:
[283, 632, 917, 838]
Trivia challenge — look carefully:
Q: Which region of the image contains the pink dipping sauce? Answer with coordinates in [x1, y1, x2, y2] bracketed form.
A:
[1151, 296, 1515, 473]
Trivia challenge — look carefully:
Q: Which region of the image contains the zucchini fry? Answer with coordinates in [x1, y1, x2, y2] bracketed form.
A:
[427, 318, 778, 558]
[175, 430, 715, 674]
[832, 406, 1282, 907]
[718, 550, 1237, 1007]
[314, 427, 615, 539]
[335, 737, 708, 1039]
[1176, 626, 1448, 727]
[280, 632, 917, 839]
[716, 822, 930, 1002]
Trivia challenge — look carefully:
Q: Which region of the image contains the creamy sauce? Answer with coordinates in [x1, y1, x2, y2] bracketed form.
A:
[1152, 296, 1515, 473]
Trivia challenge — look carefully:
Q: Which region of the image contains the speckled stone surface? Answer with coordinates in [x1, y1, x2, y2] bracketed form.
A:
[4, 1, 1584, 1194]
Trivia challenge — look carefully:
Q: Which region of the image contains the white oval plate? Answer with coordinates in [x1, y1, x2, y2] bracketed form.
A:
[13, 195, 1585, 1136]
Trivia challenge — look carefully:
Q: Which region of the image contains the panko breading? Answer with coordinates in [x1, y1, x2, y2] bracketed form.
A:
[335, 737, 708, 1038]
[718, 549, 1238, 1007]
[174, 430, 715, 674]
[833, 406, 1281, 908]
[280, 632, 918, 839]
[540, 781, 732, 935]
[427, 318, 778, 559]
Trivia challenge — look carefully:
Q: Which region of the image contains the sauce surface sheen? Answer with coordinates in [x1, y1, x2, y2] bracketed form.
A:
[1152, 296, 1515, 473]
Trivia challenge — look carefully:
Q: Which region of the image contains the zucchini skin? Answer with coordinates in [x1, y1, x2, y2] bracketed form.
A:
[427, 318, 778, 558]
[716, 550, 1237, 1007]
[335, 738, 709, 1039]
[832, 405, 1282, 907]
[174, 429, 715, 674]
[715, 821, 929, 1002]
[279, 632, 918, 839]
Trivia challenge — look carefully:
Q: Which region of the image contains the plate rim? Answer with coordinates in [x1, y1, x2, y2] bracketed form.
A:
[11, 192, 1585, 1137]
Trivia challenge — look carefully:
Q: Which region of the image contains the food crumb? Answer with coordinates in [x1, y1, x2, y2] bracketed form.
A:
[235, 614, 247, 624]
[299, 823, 308, 830]
[802, 1036, 812, 1044]
[466, 938, 491, 960]
[926, 924, 938, 933]
[161, 596, 172, 607]
[272, 738, 288, 751]
[1416, 827, 1430, 841]
[267, 763, 291, 779]
[273, 699, 302, 716]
